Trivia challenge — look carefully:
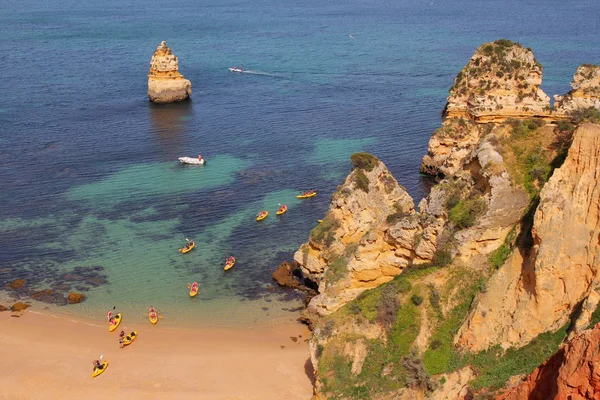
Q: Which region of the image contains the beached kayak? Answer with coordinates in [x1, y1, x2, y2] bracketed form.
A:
[224, 258, 236, 271]
[109, 313, 122, 332]
[122, 331, 137, 346]
[297, 192, 316, 199]
[179, 242, 195, 254]
[178, 157, 206, 165]
[189, 283, 199, 297]
[256, 211, 268, 221]
[92, 361, 108, 378]
[149, 312, 158, 325]
[276, 205, 288, 215]
[317, 219, 323, 223]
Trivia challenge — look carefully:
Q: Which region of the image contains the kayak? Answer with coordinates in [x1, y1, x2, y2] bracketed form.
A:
[256, 211, 268, 221]
[109, 313, 122, 332]
[92, 361, 108, 378]
[179, 242, 195, 254]
[189, 283, 199, 297]
[276, 205, 288, 215]
[122, 331, 137, 346]
[149, 312, 158, 325]
[178, 157, 206, 165]
[224, 258, 236, 271]
[318, 219, 323, 223]
[297, 192, 317, 199]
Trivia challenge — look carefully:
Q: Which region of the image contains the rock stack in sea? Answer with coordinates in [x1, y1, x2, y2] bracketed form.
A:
[148, 41, 192, 104]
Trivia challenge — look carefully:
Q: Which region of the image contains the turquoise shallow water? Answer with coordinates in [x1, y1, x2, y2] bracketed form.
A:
[0, 0, 599, 326]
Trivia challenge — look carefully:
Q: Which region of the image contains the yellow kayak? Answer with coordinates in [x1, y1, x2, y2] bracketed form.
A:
[224, 258, 236, 271]
[318, 219, 323, 223]
[92, 361, 108, 378]
[256, 211, 268, 221]
[276, 205, 288, 215]
[179, 241, 195, 254]
[297, 192, 316, 199]
[122, 331, 137, 346]
[189, 283, 199, 297]
[109, 313, 122, 332]
[149, 311, 158, 325]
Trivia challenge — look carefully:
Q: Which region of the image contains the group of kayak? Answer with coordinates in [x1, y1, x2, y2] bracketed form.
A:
[178, 239, 236, 272]
[93, 306, 161, 377]
[256, 190, 316, 221]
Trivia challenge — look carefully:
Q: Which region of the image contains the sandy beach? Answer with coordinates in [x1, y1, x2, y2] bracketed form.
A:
[0, 309, 314, 400]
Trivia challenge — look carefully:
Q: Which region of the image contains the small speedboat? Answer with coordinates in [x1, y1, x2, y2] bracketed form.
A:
[178, 157, 206, 165]
[228, 67, 244, 73]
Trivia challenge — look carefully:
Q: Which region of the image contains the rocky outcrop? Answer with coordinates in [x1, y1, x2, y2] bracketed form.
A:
[444, 40, 550, 123]
[457, 123, 600, 351]
[294, 154, 442, 316]
[497, 323, 600, 400]
[67, 292, 86, 304]
[148, 41, 192, 103]
[554, 64, 600, 116]
[10, 302, 29, 312]
[422, 40, 553, 177]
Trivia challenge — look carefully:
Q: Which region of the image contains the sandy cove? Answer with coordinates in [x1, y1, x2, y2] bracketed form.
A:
[0, 310, 314, 400]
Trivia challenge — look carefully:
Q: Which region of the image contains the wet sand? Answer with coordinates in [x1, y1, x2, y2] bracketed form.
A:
[0, 310, 313, 400]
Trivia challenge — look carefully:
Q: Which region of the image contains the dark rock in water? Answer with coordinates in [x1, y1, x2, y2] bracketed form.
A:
[0, 305, 7, 312]
[9, 279, 26, 290]
[10, 302, 30, 312]
[272, 261, 304, 289]
[52, 283, 72, 292]
[68, 292, 86, 304]
[29, 289, 68, 306]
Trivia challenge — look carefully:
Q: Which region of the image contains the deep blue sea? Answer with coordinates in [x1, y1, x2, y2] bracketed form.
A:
[0, 0, 598, 326]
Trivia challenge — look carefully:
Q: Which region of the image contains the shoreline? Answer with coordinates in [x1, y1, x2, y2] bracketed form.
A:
[0, 307, 314, 400]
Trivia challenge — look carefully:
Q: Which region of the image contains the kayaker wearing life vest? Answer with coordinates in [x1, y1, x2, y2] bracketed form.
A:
[149, 306, 158, 319]
[107, 309, 113, 322]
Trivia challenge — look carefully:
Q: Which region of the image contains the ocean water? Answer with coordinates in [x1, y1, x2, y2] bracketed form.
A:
[0, 0, 598, 327]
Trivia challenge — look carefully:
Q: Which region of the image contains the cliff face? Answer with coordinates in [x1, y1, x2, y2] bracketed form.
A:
[293, 154, 442, 316]
[554, 64, 600, 116]
[444, 40, 550, 123]
[457, 123, 600, 351]
[148, 41, 192, 104]
[497, 323, 600, 400]
[302, 40, 600, 400]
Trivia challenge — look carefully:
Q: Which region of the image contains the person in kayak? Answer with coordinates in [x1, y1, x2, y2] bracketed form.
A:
[149, 306, 158, 319]
[92, 360, 102, 370]
[107, 309, 113, 322]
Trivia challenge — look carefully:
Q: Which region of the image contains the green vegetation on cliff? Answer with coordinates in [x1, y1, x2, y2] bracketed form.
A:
[350, 152, 380, 172]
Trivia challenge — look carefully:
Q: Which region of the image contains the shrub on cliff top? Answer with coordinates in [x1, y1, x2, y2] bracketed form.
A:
[350, 152, 379, 172]
[571, 106, 600, 124]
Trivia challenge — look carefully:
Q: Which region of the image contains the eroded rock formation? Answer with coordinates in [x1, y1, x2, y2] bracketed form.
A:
[497, 323, 600, 400]
[457, 123, 600, 351]
[294, 154, 442, 316]
[148, 41, 192, 103]
[554, 64, 600, 116]
[444, 40, 550, 123]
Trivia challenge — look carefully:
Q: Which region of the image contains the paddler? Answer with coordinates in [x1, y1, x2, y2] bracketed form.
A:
[92, 360, 102, 371]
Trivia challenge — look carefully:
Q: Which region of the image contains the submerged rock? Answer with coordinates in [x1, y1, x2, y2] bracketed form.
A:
[67, 291, 86, 304]
[0, 305, 7, 312]
[148, 41, 192, 104]
[9, 279, 26, 290]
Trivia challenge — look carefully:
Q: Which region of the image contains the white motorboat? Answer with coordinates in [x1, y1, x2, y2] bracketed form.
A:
[178, 157, 206, 165]
[228, 67, 244, 73]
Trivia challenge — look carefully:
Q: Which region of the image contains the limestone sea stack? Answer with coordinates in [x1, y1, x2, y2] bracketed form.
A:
[148, 41, 192, 104]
